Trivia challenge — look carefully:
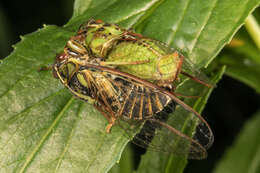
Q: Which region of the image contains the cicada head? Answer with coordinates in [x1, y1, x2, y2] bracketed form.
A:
[79, 19, 126, 57]
[55, 52, 69, 64]
[53, 53, 76, 81]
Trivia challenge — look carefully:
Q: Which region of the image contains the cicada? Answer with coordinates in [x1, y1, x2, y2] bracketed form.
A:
[68, 19, 211, 89]
[51, 51, 214, 159]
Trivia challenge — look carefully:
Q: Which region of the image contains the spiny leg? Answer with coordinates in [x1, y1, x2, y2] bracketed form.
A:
[38, 65, 52, 72]
[100, 59, 150, 66]
[94, 103, 117, 133]
[180, 71, 213, 88]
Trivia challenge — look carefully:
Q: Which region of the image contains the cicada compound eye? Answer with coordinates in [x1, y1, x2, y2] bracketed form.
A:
[56, 52, 68, 63]
[95, 19, 104, 24]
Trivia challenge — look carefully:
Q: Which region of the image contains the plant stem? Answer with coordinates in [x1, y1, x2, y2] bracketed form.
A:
[245, 14, 260, 51]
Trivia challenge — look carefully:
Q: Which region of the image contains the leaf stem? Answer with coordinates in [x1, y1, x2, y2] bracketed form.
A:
[245, 14, 260, 51]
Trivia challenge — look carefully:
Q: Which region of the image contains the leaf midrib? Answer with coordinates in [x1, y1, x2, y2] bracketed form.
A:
[189, 0, 218, 54]
[18, 97, 74, 173]
[54, 102, 84, 172]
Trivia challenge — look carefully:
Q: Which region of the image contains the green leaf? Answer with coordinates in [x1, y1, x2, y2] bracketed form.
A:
[134, 0, 260, 68]
[109, 144, 134, 173]
[0, 26, 129, 173]
[219, 54, 260, 93]
[218, 25, 260, 93]
[213, 110, 260, 173]
[0, 0, 259, 173]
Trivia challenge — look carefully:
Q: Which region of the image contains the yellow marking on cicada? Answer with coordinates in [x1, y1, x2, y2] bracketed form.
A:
[156, 52, 180, 81]
[97, 72, 118, 102]
[67, 62, 77, 80]
[118, 85, 134, 117]
[100, 34, 124, 57]
[146, 90, 153, 116]
[129, 90, 137, 119]
[67, 57, 90, 68]
[67, 40, 88, 55]
[54, 65, 94, 103]
[155, 93, 163, 111]
[76, 73, 89, 88]
[139, 86, 144, 119]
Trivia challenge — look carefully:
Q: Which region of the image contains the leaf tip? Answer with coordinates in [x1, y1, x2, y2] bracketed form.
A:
[12, 44, 17, 49]
[43, 24, 48, 28]
[20, 35, 25, 41]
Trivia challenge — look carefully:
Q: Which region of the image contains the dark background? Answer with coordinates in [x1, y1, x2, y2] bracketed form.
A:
[1, 1, 259, 172]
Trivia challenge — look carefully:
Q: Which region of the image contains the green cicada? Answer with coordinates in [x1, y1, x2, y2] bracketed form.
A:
[70, 19, 211, 89]
[50, 49, 214, 159]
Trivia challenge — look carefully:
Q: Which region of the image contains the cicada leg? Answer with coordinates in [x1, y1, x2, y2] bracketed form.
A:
[120, 31, 143, 41]
[38, 65, 52, 71]
[180, 71, 213, 88]
[105, 117, 117, 133]
[100, 59, 150, 66]
[37, 65, 60, 79]
[93, 103, 117, 133]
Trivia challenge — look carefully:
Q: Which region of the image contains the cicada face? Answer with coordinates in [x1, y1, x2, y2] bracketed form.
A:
[78, 19, 127, 58]
[53, 57, 96, 103]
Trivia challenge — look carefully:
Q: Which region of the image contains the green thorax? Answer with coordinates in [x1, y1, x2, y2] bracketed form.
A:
[106, 38, 182, 83]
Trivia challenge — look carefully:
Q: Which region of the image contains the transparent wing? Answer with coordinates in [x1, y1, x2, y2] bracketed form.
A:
[118, 99, 212, 159]
[181, 57, 214, 87]
[83, 64, 214, 159]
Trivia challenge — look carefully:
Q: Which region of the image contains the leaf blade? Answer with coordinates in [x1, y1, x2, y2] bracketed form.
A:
[213, 110, 260, 173]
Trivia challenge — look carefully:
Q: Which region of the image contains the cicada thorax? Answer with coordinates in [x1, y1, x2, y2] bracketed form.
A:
[106, 38, 183, 87]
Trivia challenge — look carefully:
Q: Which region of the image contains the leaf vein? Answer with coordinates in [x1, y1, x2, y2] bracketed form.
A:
[54, 102, 84, 172]
[17, 97, 74, 173]
[166, 0, 191, 45]
[189, 0, 219, 54]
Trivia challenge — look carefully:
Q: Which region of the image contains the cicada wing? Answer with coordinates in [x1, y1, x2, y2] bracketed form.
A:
[138, 119, 208, 159]
[83, 64, 213, 159]
[118, 101, 212, 159]
[112, 86, 213, 159]
[180, 56, 215, 88]
[162, 90, 214, 151]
